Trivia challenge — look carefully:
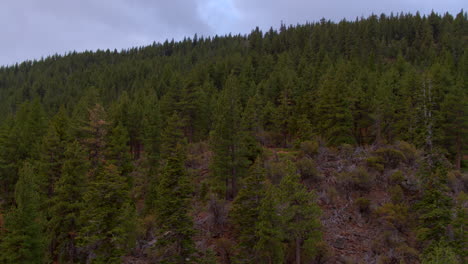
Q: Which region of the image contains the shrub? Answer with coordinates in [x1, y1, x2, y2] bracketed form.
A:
[389, 185, 404, 204]
[447, 170, 463, 193]
[326, 187, 339, 204]
[366, 156, 385, 172]
[339, 143, 354, 157]
[340, 166, 374, 192]
[276, 150, 299, 161]
[300, 140, 319, 157]
[395, 244, 419, 263]
[266, 161, 286, 184]
[351, 166, 374, 191]
[304, 240, 333, 263]
[422, 241, 459, 264]
[200, 181, 209, 201]
[355, 197, 371, 214]
[375, 203, 409, 232]
[374, 147, 407, 169]
[296, 157, 321, 181]
[389, 170, 405, 185]
[395, 140, 419, 163]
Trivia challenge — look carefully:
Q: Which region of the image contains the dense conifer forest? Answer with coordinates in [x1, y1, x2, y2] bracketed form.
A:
[0, 11, 467, 263]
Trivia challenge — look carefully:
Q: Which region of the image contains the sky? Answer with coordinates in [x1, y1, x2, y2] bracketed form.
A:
[0, 0, 465, 66]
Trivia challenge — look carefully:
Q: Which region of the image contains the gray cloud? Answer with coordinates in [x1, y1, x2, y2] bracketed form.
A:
[0, 0, 465, 65]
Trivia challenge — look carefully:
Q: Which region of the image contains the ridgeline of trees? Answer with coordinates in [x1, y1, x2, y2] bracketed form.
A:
[0, 11, 467, 263]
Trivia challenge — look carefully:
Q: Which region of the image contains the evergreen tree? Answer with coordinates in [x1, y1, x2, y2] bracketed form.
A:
[278, 161, 321, 264]
[154, 145, 195, 263]
[78, 104, 135, 263]
[240, 94, 263, 163]
[315, 63, 355, 145]
[0, 162, 45, 264]
[254, 183, 284, 264]
[0, 100, 47, 206]
[79, 163, 134, 263]
[47, 141, 88, 263]
[437, 82, 466, 170]
[372, 67, 399, 144]
[142, 91, 162, 168]
[37, 107, 70, 201]
[160, 112, 186, 160]
[210, 75, 249, 200]
[106, 122, 133, 183]
[81, 104, 108, 176]
[230, 159, 266, 260]
[416, 168, 453, 245]
[0, 117, 19, 206]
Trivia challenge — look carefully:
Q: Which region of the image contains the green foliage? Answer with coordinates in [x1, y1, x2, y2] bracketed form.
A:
[295, 157, 320, 181]
[374, 147, 407, 169]
[375, 203, 410, 232]
[106, 122, 133, 181]
[37, 107, 70, 201]
[421, 241, 459, 264]
[366, 156, 385, 172]
[389, 170, 405, 185]
[0, 11, 466, 262]
[142, 92, 162, 166]
[315, 63, 356, 146]
[340, 166, 374, 192]
[154, 146, 195, 263]
[79, 164, 135, 263]
[278, 161, 321, 264]
[0, 101, 47, 206]
[299, 140, 319, 157]
[210, 75, 250, 200]
[416, 169, 453, 244]
[78, 106, 135, 263]
[395, 141, 420, 164]
[451, 192, 467, 259]
[47, 141, 88, 263]
[0, 162, 45, 264]
[389, 185, 404, 204]
[355, 197, 371, 214]
[254, 184, 284, 264]
[230, 160, 266, 258]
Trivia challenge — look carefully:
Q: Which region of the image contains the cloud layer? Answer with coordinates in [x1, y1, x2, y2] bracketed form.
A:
[0, 0, 464, 65]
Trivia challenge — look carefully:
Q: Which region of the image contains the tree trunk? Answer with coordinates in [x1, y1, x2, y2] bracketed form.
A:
[456, 132, 461, 170]
[296, 237, 301, 264]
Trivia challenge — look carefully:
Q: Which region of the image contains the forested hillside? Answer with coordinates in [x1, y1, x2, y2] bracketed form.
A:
[0, 11, 467, 264]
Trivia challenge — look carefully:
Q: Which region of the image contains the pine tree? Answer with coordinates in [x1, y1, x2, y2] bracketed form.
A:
[0, 100, 47, 206]
[81, 104, 108, 176]
[0, 117, 19, 206]
[437, 83, 466, 170]
[37, 107, 70, 201]
[315, 63, 355, 145]
[142, 91, 162, 168]
[106, 122, 133, 182]
[230, 160, 266, 260]
[273, 88, 294, 146]
[372, 67, 399, 144]
[79, 163, 134, 263]
[416, 168, 453, 244]
[47, 141, 88, 263]
[160, 112, 186, 160]
[154, 145, 195, 263]
[254, 183, 284, 264]
[278, 161, 321, 264]
[0, 162, 45, 264]
[78, 104, 135, 263]
[240, 94, 263, 163]
[210, 75, 249, 200]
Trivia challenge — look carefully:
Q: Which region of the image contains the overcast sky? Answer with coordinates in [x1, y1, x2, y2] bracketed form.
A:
[0, 0, 465, 66]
